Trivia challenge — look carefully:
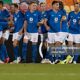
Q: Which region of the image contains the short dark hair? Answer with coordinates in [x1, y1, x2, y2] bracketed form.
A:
[74, 2, 79, 5]
[58, 1, 64, 9]
[0, 1, 3, 5]
[52, 1, 58, 6]
[13, 3, 19, 8]
[40, 2, 46, 6]
[74, 2, 80, 7]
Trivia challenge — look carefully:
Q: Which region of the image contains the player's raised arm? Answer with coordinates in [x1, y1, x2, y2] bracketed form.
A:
[44, 18, 50, 31]
[23, 20, 27, 33]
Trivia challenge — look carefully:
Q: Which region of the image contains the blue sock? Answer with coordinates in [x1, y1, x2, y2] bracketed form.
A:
[49, 54, 55, 63]
[55, 47, 61, 61]
[60, 55, 65, 60]
[73, 48, 79, 62]
[22, 43, 27, 60]
[32, 45, 37, 63]
[45, 47, 55, 62]
[13, 46, 19, 60]
[60, 46, 66, 60]
[45, 52, 49, 59]
[55, 55, 60, 60]
[0, 44, 8, 61]
[73, 54, 79, 62]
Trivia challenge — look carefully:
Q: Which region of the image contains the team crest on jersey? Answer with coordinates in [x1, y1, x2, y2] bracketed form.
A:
[54, 17, 58, 23]
[29, 17, 33, 22]
[73, 19, 77, 23]
[44, 15, 46, 17]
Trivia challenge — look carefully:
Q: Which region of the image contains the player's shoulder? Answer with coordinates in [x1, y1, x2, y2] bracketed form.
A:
[18, 10, 22, 14]
[40, 10, 48, 15]
[34, 10, 41, 14]
[68, 11, 74, 16]
[19, 10, 24, 15]
[59, 9, 66, 14]
[47, 9, 53, 13]
[2, 9, 9, 14]
[78, 11, 80, 15]
[19, 11, 25, 18]
[69, 11, 74, 14]
[44, 11, 48, 15]
[2, 9, 8, 12]
[25, 10, 30, 15]
[47, 9, 54, 16]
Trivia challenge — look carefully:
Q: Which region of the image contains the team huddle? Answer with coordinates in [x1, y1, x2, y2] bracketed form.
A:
[0, 1, 80, 64]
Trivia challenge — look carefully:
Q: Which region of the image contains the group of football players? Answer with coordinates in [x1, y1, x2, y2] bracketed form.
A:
[0, 0, 80, 64]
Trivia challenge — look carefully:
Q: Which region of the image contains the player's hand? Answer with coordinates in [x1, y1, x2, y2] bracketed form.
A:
[38, 21, 44, 26]
[18, 31, 23, 35]
[38, 20, 44, 26]
[38, 22, 43, 27]
[46, 26, 50, 31]
[61, 16, 67, 21]
[8, 21, 14, 27]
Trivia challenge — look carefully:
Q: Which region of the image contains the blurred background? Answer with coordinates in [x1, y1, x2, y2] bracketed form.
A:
[2, 0, 80, 13]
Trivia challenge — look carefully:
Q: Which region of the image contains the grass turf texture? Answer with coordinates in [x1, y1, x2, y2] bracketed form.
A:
[0, 64, 80, 80]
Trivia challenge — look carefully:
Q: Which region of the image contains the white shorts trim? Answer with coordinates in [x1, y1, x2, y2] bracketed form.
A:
[55, 32, 68, 43]
[67, 33, 80, 43]
[47, 32, 56, 44]
[12, 32, 22, 41]
[24, 33, 38, 43]
[2, 30, 10, 40]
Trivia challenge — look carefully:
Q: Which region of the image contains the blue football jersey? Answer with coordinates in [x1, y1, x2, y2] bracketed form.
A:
[25, 10, 41, 33]
[0, 9, 10, 30]
[68, 11, 80, 34]
[13, 11, 25, 33]
[47, 10, 62, 33]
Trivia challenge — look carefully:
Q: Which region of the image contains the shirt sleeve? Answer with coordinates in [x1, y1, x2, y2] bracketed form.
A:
[5, 10, 10, 18]
[0, 22, 8, 26]
[0, 22, 8, 29]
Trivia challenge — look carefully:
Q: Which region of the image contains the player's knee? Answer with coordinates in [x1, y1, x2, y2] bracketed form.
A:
[75, 43, 80, 47]
[13, 40, 19, 47]
[23, 38, 28, 43]
[55, 42, 62, 47]
[68, 41, 73, 47]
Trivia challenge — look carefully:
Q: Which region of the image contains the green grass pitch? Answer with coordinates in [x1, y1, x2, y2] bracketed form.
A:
[0, 64, 80, 80]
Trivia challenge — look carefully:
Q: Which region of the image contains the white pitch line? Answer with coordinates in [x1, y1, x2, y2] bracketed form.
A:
[0, 73, 79, 76]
